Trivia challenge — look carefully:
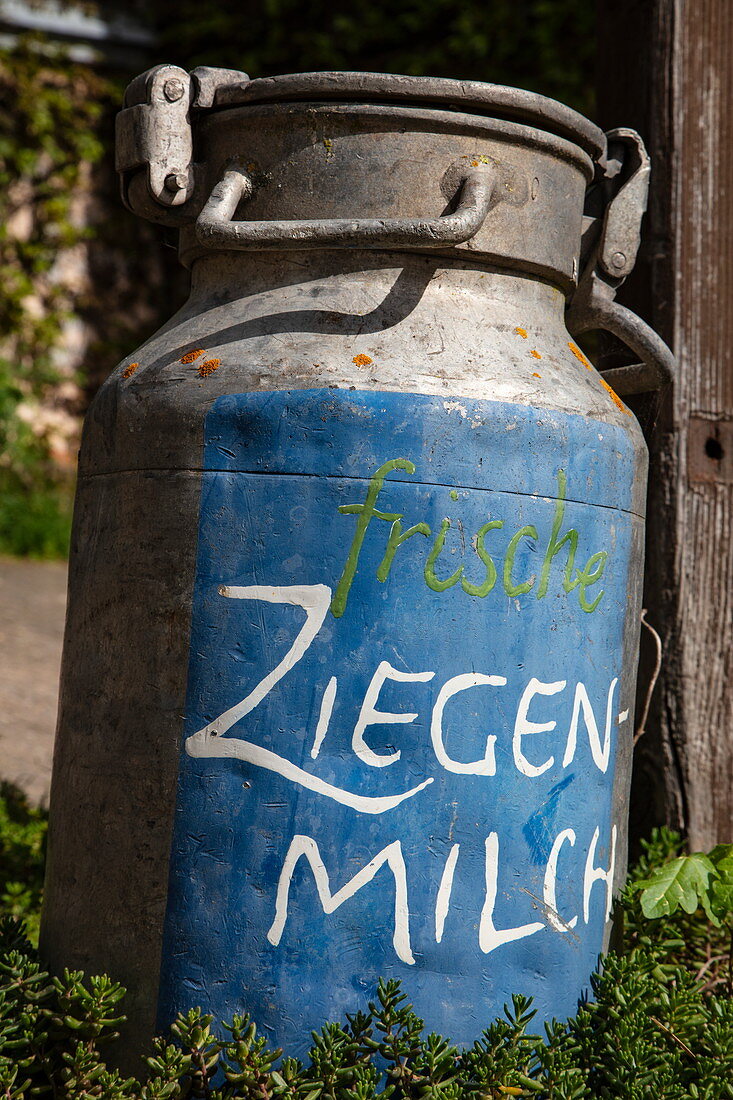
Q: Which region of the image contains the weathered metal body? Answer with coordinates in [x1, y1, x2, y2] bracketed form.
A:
[41, 71, 673, 1063]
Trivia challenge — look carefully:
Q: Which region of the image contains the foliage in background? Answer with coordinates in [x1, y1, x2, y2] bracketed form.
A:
[0, 784, 46, 946]
[148, 0, 596, 115]
[0, 36, 115, 558]
[0, 809, 731, 1098]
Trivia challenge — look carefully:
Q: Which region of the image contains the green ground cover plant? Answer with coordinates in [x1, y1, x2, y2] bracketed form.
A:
[0, 783, 730, 1098]
[0, 783, 46, 946]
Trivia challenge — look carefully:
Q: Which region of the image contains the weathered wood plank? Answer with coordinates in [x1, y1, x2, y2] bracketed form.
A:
[597, 0, 733, 847]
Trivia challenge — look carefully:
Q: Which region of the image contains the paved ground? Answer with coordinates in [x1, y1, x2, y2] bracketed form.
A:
[0, 556, 68, 805]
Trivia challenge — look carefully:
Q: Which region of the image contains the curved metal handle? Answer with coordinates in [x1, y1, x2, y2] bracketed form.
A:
[568, 127, 674, 397]
[567, 294, 674, 396]
[195, 165, 496, 251]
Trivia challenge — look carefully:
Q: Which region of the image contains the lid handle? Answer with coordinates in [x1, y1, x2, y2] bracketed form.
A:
[194, 165, 497, 251]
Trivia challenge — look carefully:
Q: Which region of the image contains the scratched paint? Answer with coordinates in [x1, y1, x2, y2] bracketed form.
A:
[158, 388, 639, 1053]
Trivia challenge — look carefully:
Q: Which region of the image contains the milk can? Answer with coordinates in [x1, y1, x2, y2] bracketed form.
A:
[41, 68, 674, 1061]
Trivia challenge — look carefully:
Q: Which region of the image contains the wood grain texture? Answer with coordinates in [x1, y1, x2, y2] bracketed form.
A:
[597, 0, 733, 847]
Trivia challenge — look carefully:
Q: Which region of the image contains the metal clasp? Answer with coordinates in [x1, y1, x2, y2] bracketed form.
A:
[567, 129, 673, 396]
[115, 65, 194, 212]
[596, 127, 651, 281]
[115, 65, 248, 221]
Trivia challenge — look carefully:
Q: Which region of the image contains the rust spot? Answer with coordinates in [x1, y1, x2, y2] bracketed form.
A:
[198, 358, 221, 378]
[352, 353, 373, 367]
[180, 348, 206, 363]
[567, 341, 593, 370]
[568, 343, 630, 415]
[514, 327, 528, 339]
[532, 372, 542, 378]
[530, 350, 542, 359]
[599, 376, 631, 415]
[122, 362, 139, 379]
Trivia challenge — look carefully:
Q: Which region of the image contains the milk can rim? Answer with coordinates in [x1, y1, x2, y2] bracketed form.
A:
[212, 71, 606, 163]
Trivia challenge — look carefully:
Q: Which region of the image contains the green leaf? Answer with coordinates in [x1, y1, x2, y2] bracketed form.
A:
[709, 849, 733, 922]
[710, 878, 733, 922]
[636, 853, 717, 919]
[708, 844, 733, 867]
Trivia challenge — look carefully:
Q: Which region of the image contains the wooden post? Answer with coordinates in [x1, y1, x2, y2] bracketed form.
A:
[597, 0, 733, 847]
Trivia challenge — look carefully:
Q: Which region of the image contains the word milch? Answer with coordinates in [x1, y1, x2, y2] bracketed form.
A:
[267, 822, 617, 965]
[331, 459, 610, 617]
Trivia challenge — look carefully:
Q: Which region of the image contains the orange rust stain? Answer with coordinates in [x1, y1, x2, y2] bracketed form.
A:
[352, 353, 373, 367]
[567, 341, 593, 370]
[514, 327, 528, 339]
[530, 350, 542, 359]
[122, 362, 139, 379]
[532, 372, 542, 378]
[180, 348, 206, 363]
[198, 358, 221, 378]
[568, 342, 630, 415]
[599, 376, 631, 415]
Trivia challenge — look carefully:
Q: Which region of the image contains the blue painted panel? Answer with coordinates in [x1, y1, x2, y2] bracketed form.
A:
[202, 390, 639, 513]
[158, 389, 639, 1054]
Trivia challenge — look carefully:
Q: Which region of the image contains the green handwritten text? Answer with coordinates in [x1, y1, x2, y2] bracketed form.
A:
[331, 459, 609, 618]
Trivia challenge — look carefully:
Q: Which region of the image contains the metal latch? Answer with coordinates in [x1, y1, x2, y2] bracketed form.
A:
[567, 128, 674, 396]
[596, 127, 651, 281]
[116, 65, 194, 210]
[115, 65, 248, 220]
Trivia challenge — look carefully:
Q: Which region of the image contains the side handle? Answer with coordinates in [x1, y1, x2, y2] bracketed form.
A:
[567, 292, 674, 397]
[567, 128, 674, 396]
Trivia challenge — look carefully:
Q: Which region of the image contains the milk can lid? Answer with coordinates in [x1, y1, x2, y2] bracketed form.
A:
[213, 71, 606, 163]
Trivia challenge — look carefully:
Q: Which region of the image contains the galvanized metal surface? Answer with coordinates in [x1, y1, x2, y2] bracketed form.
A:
[114, 62, 672, 392]
[115, 69, 606, 230]
[75, 254, 654, 485]
[42, 72, 670, 1069]
[212, 71, 607, 160]
[178, 100, 595, 291]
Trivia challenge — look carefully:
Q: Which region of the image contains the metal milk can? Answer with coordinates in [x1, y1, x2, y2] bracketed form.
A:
[41, 68, 674, 1059]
